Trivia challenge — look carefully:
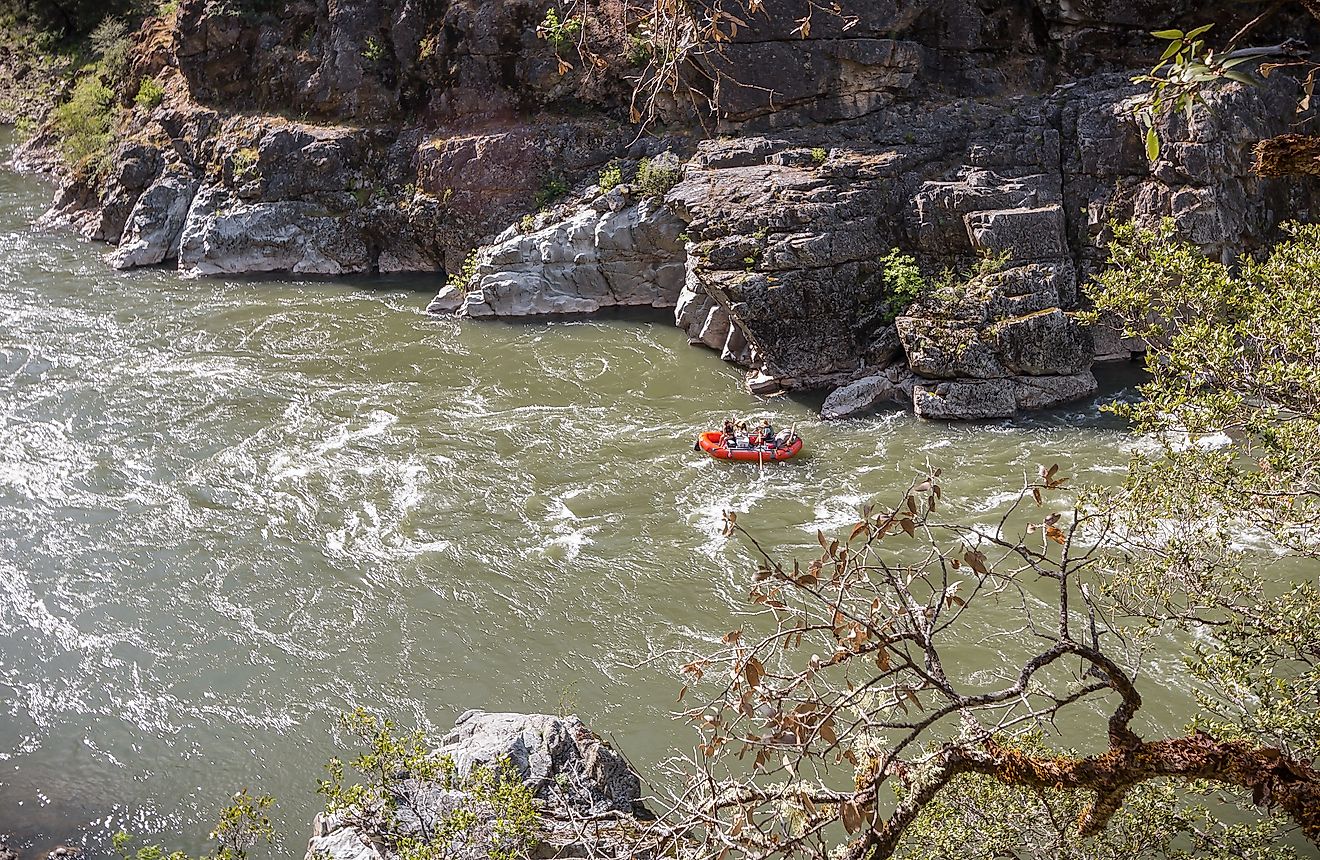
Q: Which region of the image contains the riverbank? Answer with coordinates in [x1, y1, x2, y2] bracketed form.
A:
[6, 1, 1316, 419]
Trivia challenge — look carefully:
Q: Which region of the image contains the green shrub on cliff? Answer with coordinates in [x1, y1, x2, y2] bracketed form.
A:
[112, 791, 277, 860]
[536, 7, 582, 52]
[362, 35, 387, 64]
[597, 159, 624, 192]
[877, 247, 926, 322]
[879, 248, 923, 302]
[134, 76, 165, 109]
[52, 73, 115, 168]
[47, 12, 140, 172]
[90, 15, 131, 82]
[534, 174, 569, 209]
[452, 251, 481, 293]
[635, 155, 681, 197]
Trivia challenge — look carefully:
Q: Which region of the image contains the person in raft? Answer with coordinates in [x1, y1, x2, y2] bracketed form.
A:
[721, 418, 738, 446]
[758, 418, 777, 448]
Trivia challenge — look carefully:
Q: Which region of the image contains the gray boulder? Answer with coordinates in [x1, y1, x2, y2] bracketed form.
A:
[97, 143, 165, 244]
[912, 171, 1056, 254]
[437, 710, 642, 815]
[821, 365, 916, 419]
[457, 196, 686, 318]
[425, 286, 465, 315]
[1012, 372, 1099, 410]
[965, 204, 1068, 261]
[990, 309, 1092, 376]
[980, 263, 1077, 319]
[896, 317, 1007, 380]
[109, 166, 199, 269]
[177, 189, 369, 276]
[913, 379, 1017, 420]
[912, 371, 1098, 419]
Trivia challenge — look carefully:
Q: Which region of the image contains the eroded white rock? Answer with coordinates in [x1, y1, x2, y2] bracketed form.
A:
[454, 197, 686, 318]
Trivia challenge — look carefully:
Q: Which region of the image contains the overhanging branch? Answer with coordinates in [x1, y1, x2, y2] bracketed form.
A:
[850, 732, 1320, 860]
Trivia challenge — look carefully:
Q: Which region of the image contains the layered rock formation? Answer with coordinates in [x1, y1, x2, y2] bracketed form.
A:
[455, 65, 1316, 417]
[306, 711, 653, 860]
[11, 0, 1320, 418]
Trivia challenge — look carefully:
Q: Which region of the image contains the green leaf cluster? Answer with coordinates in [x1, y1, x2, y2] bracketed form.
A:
[597, 159, 624, 193]
[878, 247, 925, 320]
[535, 7, 582, 52]
[112, 790, 276, 860]
[533, 173, 569, 209]
[1130, 24, 1259, 160]
[635, 155, 682, 198]
[317, 709, 538, 860]
[134, 76, 165, 109]
[362, 35, 387, 64]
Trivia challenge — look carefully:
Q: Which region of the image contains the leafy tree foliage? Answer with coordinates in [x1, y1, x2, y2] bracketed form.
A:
[1131, 12, 1317, 169]
[651, 222, 1320, 860]
[113, 791, 276, 860]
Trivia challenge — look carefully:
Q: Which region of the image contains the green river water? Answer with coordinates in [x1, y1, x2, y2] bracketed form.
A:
[0, 142, 1166, 854]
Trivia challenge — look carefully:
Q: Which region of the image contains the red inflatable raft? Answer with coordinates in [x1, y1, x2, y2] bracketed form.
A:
[697, 431, 803, 462]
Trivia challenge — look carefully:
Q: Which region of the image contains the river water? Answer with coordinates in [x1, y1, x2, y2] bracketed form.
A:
[0, 144, 1156, 853]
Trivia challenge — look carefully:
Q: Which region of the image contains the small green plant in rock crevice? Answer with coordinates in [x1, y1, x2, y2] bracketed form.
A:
[362, 35, 387, 63]
[878, 247, 926, 322]
[536, 7, 582, 52]
[596, 159, 623, 193]
[625, 34, 652, 67]
[134, 77, 165, 109]
[533, 174, 569, 210]
[450, 251, 482, 294]
[230, 146, 259, 180]
[317, 709, 538, 860]
[635, 155, 681, 197]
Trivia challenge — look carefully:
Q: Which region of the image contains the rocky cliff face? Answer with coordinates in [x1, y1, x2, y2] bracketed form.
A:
[18, 0, 656, 275]
[12, 0, 1320, 418]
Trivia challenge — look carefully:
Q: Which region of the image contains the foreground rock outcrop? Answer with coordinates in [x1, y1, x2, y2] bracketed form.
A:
[306, 711, 653, 860]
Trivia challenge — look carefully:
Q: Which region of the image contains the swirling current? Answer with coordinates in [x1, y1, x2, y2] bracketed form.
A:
[0, 141, 1159, 854]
